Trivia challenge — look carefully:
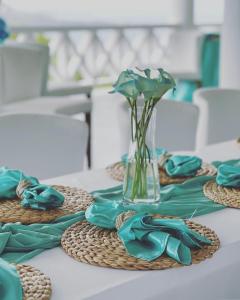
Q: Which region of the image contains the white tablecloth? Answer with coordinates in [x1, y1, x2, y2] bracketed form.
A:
[28, 140, 240, 300]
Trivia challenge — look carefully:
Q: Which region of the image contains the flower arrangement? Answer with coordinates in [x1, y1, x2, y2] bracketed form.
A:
[111, 68, 175, 203]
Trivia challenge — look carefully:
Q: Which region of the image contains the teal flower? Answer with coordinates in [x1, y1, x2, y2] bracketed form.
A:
[110, 70, 140, 100]
[110, 68, 175, 103]
[136, 68, 176, 101]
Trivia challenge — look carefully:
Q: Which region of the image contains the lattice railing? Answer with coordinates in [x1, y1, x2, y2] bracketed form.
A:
[12, 24, 180, 83]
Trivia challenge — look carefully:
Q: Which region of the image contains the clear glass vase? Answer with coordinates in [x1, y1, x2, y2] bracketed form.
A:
[122, 105, 160, 205]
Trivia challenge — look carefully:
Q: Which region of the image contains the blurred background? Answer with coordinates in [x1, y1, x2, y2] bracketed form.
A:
[0, 0, 239, 179]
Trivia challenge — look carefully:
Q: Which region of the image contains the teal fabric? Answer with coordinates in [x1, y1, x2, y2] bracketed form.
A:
[0, 258, 22, 300]
[165, 155, 202, 177]
[0, 167, 38, 199]
[165, 34, 220, 102]
[86, 176, 225, 230]
[216, 164, 240, 188]
[0, 18, 9, 43]
[212, 159, 240, 169]
[0, 167, 64, 210]
[118, 213, 211, 264]
[21, 184, 64, 210]
[121, 148, 166, 164]
[0, 212, 85, 263]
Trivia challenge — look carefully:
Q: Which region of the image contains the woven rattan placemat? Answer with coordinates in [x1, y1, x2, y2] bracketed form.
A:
[61, 215, 220, 270]
[0, 185, 93, 224]
[107, 162, 217, 185]
[203, 180, 240, 208]
[16, 264, 51, 300]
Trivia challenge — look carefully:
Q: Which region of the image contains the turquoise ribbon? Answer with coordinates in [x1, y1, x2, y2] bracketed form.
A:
[0, 212, 85, 263]
[86, 176, 225, 230]
[0, 167, 64, 210]
[118, 213, 211, 264]
[216, 164, 240, 188]
[165, 155, 202, 177]
[0, 258, 22, 300]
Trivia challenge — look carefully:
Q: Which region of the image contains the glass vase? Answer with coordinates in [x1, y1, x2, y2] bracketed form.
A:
[122, 105, 160, 205]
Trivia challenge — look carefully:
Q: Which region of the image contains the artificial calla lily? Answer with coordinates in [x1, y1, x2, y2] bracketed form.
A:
[110, 67, 175, 103]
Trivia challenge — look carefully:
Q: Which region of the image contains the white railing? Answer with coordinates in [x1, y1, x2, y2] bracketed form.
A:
[11, 24, 220, 83]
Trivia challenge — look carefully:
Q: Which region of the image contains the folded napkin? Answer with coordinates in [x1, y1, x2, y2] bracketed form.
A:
[20, 184, 64, 210]
[121, 147, 166, 164]
[165, 155, 202, 177]
[216, 164, 240, 188]
[0, 258, 22, 300]
[118, 213, 211, 264]
[0, 167, 64, 210]
[0, 211, 85, 263]
[0, 167, 38, 199]
[86, 176, 225, 229]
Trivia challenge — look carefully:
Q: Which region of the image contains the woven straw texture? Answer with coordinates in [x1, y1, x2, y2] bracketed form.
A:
[61, 215, 220, 271]
[107, 162, 216, 185]
[203, 180, 240, 208]
[0, 185, 93, 224]
[16, 264, 51, 300]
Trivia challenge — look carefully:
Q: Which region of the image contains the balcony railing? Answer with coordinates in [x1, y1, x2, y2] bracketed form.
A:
[11, 24, 220, 83]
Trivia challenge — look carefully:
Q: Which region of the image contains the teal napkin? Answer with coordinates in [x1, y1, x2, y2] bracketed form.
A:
[0, 167, 38, 199]
[216, 164, 240, 188]
[212, 159, 240, 169]
[121, 148, 166, 164]
[165, 155, 202, 177]
[0, 211, 85, 263]
[118, 213, 211, 264]
[0, 258, 22, 300]
[0, 167, 64, 210]
[86, 176, 225, 229]
[20, 184, 64, 210]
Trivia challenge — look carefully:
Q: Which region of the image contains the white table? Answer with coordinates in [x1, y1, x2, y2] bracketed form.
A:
[28, 140, 240, 300]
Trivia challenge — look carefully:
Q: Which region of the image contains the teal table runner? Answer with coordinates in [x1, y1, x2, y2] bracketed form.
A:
[0, 258, 22, 300]
[86, 175, 225, 230]
[0, 212, 85, 264]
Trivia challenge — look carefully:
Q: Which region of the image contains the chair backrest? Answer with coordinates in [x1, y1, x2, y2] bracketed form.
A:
[164, 29, 203, 76]
[0, 42, 49, 104]
[0, 113, 88, 179]
[194, 88, 240, 149]
[119, 100, 199, 153]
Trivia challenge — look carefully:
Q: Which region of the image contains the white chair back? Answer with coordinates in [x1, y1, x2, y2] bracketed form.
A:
[119, 100, 199, 154]
[163, 29, 203, 79]
[0, 42, 49, 104]
[0, 113, 88, 179]
[194, 88, 240, 149]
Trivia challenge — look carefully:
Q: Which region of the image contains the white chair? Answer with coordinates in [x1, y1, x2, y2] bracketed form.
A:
[0, 113, 88, 179]
[148, 29, 203, 82]
[0, 41, 93, 166]
[119, 99, 199, 154]
[194, 88, 240, 150]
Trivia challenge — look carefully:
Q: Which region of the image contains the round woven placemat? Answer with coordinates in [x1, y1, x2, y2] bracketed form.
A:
[203, 180, 240, 208]
[61, 216, 220, 271]
[0, 185, 93, 224]
[107, 162, 216, 185]
[16, 264, 51, 300]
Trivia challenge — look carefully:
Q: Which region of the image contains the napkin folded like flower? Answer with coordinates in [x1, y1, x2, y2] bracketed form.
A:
[20, 184, 64, 211]
[216, 164, 240, 188]
[165, 155, 202, 177]
[0, 167, 38, 199]
[118, 213, 211, 265]
[0, 167, 64, 210]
